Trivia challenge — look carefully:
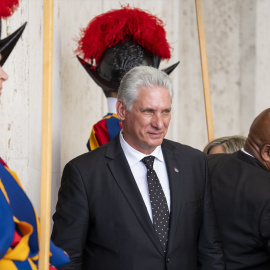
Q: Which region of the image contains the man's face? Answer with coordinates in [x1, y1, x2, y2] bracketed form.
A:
[117, 86, 171, 154]
[0, 55, 9, 95]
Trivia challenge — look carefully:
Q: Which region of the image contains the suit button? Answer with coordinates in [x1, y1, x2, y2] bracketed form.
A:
[166, 258, 170, 263]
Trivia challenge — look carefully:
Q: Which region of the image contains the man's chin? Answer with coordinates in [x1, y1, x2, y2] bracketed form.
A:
[147, 137, 164, 148]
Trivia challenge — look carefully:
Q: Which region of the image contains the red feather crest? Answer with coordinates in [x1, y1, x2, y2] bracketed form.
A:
[76, 6, 171, 66]
[0, 0, 20, 19]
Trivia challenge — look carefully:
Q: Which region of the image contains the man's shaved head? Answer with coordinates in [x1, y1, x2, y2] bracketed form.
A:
[244, 108, 270, 170]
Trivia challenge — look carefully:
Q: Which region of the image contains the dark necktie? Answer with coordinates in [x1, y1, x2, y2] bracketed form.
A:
[142, 155, 170, 252]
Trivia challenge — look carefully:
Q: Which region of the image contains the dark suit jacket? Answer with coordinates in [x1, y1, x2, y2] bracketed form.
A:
[207, 151, 270, 270]
[52, 136, 225, 270]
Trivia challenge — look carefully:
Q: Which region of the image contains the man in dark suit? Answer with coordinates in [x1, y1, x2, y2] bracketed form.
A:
[207, 108, 270, 270]
[52, 66, 225, 270]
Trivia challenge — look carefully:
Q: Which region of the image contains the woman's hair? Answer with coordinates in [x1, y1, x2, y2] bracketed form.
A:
[203, 135, 247, 154]
[117, 66, 173, 111]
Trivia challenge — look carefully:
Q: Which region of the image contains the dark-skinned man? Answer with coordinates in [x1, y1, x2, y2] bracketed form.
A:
[207, 108, 270, 270]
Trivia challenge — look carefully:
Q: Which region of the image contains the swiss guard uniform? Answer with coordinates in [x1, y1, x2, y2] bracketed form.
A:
[87, 113, 122, 151]
[0, 1, 69, 269]
[0, 158, 69, 270]
[76, 6, 179, 151]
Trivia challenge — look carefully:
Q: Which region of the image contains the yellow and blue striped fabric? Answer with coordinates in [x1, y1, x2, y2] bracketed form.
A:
[0, 158, 69, 270]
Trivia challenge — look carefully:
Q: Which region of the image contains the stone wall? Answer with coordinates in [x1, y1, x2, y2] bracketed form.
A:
[0, 0, 269, 216]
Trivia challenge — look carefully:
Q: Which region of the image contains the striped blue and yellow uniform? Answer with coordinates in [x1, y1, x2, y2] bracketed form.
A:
[0, 157, 69, 270]
[87, 113, 122, 151]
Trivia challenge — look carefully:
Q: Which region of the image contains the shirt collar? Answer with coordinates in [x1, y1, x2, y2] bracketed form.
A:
[119, 131, 164, 167]
[107, 97, 117, 114]
[241, 147, 254, 158]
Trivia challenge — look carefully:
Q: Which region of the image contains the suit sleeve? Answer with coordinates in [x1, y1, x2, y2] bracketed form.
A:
[197, 156, 225, 270]
[260, 198, 270, 253]
[51, 162, 89, 270]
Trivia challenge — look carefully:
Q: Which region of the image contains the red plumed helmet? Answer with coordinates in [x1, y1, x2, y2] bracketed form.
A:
[77, 6, 172, 65]
[76, 5, 179, 92]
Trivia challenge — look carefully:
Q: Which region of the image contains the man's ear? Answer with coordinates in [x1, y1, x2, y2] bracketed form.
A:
[261, 144, 270, 163]
[116, 99, 126, 121]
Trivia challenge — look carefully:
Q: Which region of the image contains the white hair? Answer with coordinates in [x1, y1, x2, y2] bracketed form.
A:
[117, 66, 173, 111]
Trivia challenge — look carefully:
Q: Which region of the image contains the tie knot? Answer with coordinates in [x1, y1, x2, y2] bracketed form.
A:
[142, 155, 155, 169]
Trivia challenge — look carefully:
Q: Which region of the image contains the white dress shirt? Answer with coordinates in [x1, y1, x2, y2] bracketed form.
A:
[119, 132, 171, 222]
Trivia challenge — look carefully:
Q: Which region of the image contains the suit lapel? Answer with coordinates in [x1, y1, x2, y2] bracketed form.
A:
[106, 137, 165, 256]
[162, 140, 184, 253]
